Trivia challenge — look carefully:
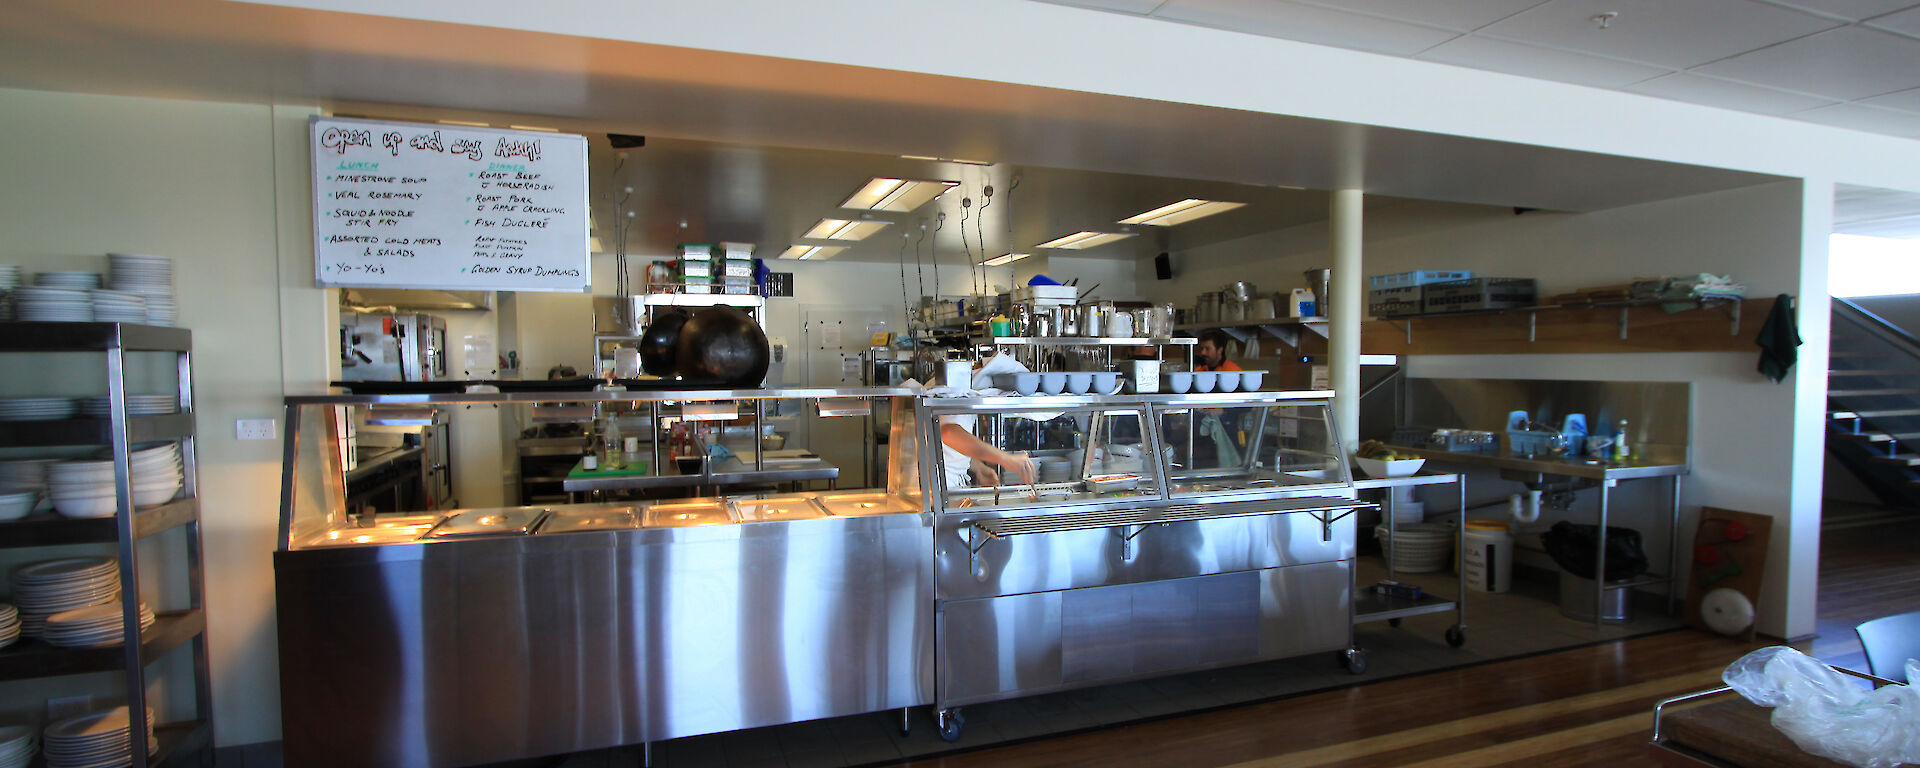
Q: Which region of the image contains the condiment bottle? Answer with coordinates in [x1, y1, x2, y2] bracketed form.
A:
[1612, 419, 1630, 461]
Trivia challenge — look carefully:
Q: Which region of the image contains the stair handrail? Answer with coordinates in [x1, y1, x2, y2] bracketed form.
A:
[1833, 297, 1920, 364]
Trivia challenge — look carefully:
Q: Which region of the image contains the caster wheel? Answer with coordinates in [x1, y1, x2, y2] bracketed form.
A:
[1343, 648, 1368, 675]
[1446, 626, 1466, 648]
[1388, 618, 1401, 628]
[936, 708, 965, 742]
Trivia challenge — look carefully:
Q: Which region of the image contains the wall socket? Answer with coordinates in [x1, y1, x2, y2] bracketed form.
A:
[235, 419, 277, 441]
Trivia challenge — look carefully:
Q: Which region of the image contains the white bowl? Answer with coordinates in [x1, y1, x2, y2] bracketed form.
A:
[1355, 457, 1426, 478]
[51, 495, 116, 518]
[0, 492, 36, 520]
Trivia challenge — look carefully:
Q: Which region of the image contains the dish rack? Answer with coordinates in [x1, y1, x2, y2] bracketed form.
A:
[1391, 427, 1498, 454]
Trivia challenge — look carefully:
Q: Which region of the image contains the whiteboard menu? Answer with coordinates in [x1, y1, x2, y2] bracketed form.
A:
[311, 116, 591, 292]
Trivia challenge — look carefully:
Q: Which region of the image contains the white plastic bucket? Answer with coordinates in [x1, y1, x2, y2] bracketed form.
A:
[1461, 521, 1512, 593]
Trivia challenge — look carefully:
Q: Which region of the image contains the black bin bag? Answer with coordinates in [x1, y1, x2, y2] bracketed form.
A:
[1541, 521, 1650, 581]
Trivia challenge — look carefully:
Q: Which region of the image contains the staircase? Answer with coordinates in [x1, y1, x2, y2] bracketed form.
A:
[1828, 298, 1920, 508]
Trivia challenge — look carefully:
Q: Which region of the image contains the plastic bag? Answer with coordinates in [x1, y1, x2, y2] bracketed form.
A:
[1541, 521, 1650, 581]
[1722, 646, 1920, 768]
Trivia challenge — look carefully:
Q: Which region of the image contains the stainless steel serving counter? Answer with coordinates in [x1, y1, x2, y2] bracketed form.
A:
[274, 494, 931, 767]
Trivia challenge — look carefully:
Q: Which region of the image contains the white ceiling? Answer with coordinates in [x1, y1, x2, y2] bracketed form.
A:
[1043, 0, 1920, 138]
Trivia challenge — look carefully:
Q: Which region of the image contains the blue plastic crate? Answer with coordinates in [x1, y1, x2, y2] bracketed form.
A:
[1370, 270, 1473, 290]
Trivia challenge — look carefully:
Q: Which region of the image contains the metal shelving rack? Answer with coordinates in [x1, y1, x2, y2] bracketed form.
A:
[0, 322, 214, 768]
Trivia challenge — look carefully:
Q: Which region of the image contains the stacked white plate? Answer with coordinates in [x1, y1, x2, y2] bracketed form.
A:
[11, 557, 120, 638]
[10, 287, 92, 322]
[45, 444, 184, 518]
[41, 707, 155, 768]
[0, 604, 19, 650]
[42, 602, 154, 648]
[33, 271, 101, 290]
[0, 397, 77, 421]
[87, 290, 147, 324]
[79, 395, 177, 417]
[108, 254, 175, 326]
[0, 264, 18, 322]
[0, 724, 35, 768]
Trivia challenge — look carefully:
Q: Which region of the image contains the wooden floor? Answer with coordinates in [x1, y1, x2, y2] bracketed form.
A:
[891, 510, 1920, 768]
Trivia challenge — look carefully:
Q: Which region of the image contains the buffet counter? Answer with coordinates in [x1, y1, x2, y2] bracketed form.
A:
[274, 386, 1370, 764]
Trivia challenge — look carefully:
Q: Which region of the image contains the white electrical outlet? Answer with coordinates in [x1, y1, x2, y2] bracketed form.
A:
[236, 419, 277, 440]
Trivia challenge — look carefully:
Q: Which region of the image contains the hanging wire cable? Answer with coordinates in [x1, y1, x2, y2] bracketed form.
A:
[913, 219, 929, 316]
[930, 213, 946, 317]
[956, 197, 975, 300]
[898, 230, 912, 324]
[975, 184, 995, 295]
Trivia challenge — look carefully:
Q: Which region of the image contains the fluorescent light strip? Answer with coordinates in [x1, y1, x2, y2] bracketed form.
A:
[779, 245, 846, 260]
[1118, 199, 1246, 226]
[803, 218, 891, 241]
[1034, 231, 1136, 250]
[841, 178, 959, 213]
[981, 253, 1029, 267]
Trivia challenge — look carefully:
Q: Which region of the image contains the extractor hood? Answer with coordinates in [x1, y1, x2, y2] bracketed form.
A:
[340, 288, 494, 313]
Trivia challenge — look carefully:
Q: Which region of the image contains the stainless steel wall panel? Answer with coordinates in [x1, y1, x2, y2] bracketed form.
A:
[1256, 561, 1353, 659]
[936, 565, 1347, 709]
[935, 512, 1354, 601]
[275, 513, 933, 768]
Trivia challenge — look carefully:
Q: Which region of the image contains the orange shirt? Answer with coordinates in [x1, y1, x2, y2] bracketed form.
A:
[1197, 359, 1242, 372]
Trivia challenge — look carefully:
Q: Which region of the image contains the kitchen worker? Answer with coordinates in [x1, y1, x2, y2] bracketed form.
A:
[1195, 330, 1241, 372]
[936, 357, 1038, 489]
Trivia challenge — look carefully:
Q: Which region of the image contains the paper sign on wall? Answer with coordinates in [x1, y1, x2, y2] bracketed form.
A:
[311, 116, 591, 292]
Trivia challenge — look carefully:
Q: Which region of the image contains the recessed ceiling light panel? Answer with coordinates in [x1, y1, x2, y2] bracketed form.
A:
[802, 218, 891, 241]
[981, 253, 1029, 266]
[841, 178, 958, 213]
[1118, 199, 1246, 226]
[779, 245, 846, 260]
[1034, 231, 1136, 250]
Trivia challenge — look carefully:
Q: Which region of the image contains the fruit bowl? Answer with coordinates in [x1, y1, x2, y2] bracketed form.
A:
[1355, 457, 1425, 478]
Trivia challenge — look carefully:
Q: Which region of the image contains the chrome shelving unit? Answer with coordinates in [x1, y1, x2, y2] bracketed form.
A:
[0, 321, 213, 768]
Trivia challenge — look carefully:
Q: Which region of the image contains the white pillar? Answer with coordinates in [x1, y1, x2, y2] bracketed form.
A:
[1331, 189, 1363, 454]
[1779, 178, 1833, 640]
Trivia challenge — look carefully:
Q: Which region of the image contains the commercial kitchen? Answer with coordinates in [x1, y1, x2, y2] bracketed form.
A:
[0, 1, 1914, 767]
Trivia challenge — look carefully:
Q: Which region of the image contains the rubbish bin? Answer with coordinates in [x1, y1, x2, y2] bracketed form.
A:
[1559, 573, 1634, 624]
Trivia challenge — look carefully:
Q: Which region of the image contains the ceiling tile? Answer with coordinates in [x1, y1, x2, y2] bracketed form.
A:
[1286, 0, 1548, 32]
[1416, 35, 1672, 88]
[1151, 0, 1462, 56]
[1789, 102, 1920, 136]
[1864, 4, 1920, 34]
[1859, 86, 1920, 112]
[1034, 0, 1167, 14]
[1478, 0, 1840, 68]
[1626, 72, 1838, 114]
[1761, 0, 1920, 21]
[1694, 26, 1920, 100]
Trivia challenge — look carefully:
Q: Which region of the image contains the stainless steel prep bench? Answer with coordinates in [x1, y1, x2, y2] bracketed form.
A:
[1383, 444, 1689, 626]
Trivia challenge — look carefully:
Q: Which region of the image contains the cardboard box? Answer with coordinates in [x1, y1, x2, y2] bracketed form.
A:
[1422, 278, 1537, 313]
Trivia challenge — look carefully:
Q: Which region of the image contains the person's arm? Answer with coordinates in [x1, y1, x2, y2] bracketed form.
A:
[941, 423, 1037, 485]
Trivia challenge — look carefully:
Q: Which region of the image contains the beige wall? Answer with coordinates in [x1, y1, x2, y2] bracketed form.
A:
[0, 88, 302, 745]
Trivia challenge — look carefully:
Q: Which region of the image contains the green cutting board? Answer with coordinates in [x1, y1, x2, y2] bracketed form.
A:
[566, 459, 651, 479]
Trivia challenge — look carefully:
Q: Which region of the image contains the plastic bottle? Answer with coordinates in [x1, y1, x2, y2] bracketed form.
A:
[1612, 419, 1630, 461]
[601, 413, 625, 469]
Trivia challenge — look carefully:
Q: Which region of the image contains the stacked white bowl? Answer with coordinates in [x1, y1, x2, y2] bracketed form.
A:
[0, 264, 18, 321]
[0, 398, 77, 421]
[87, 290, 147, 324]
[0, 459, 54, 495]
[0, 724, 35, 768]
[42, 602, 154, 648]
[9, 287, 92, 322]
[45, 444, 183, 518]
[79, 395, 177, 417]
[10, 557, 120, 638]
[108, 254, 175, 326]
[0, 604, 19, 650]
[41, 707, 155, 768]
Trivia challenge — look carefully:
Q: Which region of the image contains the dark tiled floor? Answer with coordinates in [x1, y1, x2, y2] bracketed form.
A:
[538, 554, 1686, 768]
